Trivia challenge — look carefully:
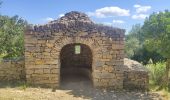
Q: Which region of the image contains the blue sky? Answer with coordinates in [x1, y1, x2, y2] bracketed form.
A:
[0, 0, 170, 33]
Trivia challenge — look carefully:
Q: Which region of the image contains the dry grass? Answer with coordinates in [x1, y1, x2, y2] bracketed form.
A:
[0, 87, 85, 100]
[0, 81, 165, 100]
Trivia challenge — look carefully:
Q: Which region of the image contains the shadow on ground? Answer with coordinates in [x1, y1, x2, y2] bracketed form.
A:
[58, 74, 163, 100]
[0, 76, 163, 100]
[0, 81, 27, 88]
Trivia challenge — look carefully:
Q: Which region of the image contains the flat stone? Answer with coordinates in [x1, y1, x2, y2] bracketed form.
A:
[34, 69, 43, 74]
[94, 72, 115, 78]
[43, 68, 50, 74]
[95, 61, 105, 67]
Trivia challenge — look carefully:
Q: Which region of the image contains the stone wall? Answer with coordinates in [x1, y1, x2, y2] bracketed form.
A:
[25, 11, 125, 88]
[123, 58, 149, 90]
[0, 59, 25, 81]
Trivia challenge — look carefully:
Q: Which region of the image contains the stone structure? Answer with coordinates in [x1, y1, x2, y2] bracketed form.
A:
[0, 59, 25, 81]
[124, 58, 149, 90]
[24, 11, 125, 88]
[23, 11, 148, 90]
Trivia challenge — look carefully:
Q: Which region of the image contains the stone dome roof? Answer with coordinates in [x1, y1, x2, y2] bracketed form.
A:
[27, 11, 125, 38]
[50, 11, 93, 24]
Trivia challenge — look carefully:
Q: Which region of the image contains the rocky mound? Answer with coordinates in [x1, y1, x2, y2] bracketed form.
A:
[124, 58, 148, 72]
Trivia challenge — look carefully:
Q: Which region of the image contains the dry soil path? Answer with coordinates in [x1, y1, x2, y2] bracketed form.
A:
[0, 75, 164, 100]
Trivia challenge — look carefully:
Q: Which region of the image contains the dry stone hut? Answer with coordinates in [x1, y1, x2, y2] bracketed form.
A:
[24, 11, 148, 90]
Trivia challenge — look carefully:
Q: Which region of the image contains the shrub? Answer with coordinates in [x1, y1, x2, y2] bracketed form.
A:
[145, 62, 166, 86]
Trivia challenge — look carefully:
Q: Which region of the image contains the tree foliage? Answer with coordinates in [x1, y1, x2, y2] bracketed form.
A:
[125, 24, 164, 64]
[142, 10, 170, 89]
[125, 24, 142, 58]
[126, 24, 144, 43]
[142, 10, 170, 59]
[125, 10, 170, 89]
[0, 15, 27, 58]
[125, 35, 140, 58]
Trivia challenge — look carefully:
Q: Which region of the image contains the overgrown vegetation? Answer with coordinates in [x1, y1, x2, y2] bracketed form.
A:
[0, 9, 27, 59]
[146, 62, 166, 87]
[145, 62, 170, 99]
[126, 10, 170, 90]
[125, 24, 165, 65]
[0, 0, 27, 59]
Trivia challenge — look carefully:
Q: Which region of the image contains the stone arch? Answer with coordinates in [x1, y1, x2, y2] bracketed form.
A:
[52, 36, 101, 86]
[60, 43, 93, 85]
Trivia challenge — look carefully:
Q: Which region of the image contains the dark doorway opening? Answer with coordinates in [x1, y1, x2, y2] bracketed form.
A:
[60, 43, 93, 87]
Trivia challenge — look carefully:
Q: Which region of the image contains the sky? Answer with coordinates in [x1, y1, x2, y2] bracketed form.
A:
[0, 0, 170, 33]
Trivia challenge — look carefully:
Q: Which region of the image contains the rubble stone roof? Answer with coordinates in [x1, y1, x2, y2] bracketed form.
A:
[27, 11, 125, 38]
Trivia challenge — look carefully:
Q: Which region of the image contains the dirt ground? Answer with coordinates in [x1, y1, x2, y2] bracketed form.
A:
[0, 75, 165, 100]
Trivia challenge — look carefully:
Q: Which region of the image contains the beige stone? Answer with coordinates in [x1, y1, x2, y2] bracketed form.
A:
[35, 59, 45, 65]
[51, 68, 59, 74]
[26, 69, 34, 74]
[46, 43, 54, 48]
[43, 68, 50, 74]
[34, 69, 43, 74]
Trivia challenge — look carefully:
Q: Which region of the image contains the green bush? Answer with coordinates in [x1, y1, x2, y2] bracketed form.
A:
[0, 15, 27, 59]
[145, 62, 166, 85]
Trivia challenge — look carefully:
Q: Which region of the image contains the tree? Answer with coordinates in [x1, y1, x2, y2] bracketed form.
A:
[127, 24, 144, 43]
[126, 22, 165, 65]
[125, 36, 140, 58]
[0, 15, 27, 59]
[132, 47, 164, 65]
[0, 1, 28, 59]
[125, 24, 142, 58]
[142, 10, 170, 89]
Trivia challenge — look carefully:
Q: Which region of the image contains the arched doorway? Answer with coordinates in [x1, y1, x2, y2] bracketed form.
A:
[60, 43, 93, 86]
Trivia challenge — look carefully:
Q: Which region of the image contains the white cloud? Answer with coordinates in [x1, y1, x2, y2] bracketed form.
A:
[113, 20, 125, 24]
[134, 4, 151, 13]
[87, 6, 130, 18]
[99, 20, 125, 26]
[100, 22, 113, 26]
[59, 14, 64, 17]
[44, 17, 54, 22]
[132, 14, 148, 20]
[87, 12, 106, 18]
[134, 4, 141, 8]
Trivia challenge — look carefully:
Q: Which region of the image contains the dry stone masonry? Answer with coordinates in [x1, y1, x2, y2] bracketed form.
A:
[0, 59, 25, 81]
[25, 11, 125, 88]
[124, 58, 149, 90]
[22, 11, 148, 90]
